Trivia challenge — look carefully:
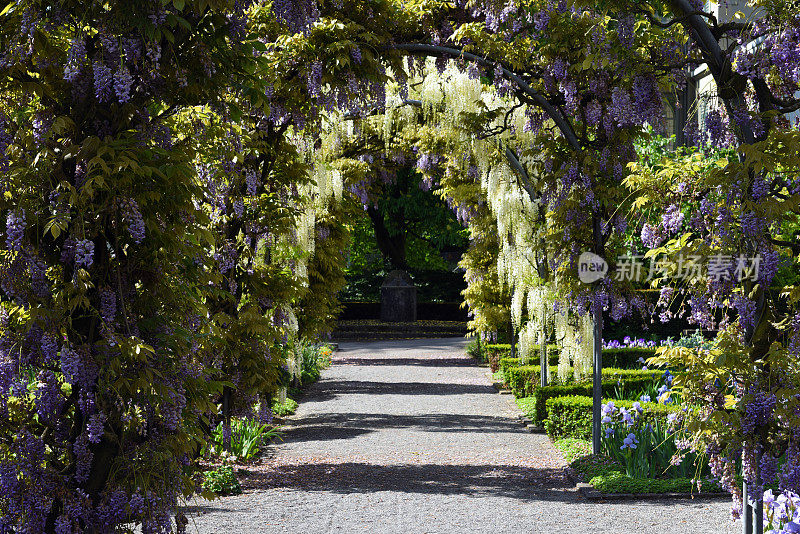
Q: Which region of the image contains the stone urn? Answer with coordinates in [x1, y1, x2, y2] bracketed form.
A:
[380, 270, 417, 322]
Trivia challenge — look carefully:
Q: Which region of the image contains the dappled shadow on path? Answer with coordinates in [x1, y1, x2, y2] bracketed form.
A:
[280, 413, 525, 443]
[303, 380, 496, 402]
[236, 462, 576, 502]
[333, 357, 476, 367]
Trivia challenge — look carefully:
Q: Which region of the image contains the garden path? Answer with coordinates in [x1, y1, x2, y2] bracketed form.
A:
[184, 338, 736, 534]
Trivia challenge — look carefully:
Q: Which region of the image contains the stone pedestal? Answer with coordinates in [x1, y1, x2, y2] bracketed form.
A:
[380, 270, 417, 322]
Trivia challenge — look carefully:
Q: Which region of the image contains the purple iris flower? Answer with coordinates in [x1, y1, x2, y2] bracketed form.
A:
[621, 433, 639, 450]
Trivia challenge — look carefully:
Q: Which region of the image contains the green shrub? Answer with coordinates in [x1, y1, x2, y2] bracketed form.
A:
[300, 367, 321, 386]
[602, 347, 659, 369]
[204, 418, 282, 461]
[532, 372, 662, 424]
[589, 472, 722, 494]
[496, 346, 653, 377]
[498, 357, 519, 375]
[271, 398, 298, 417]
[568, 453, 722, 494]
[202, 466, 242, 496]
[544, 396, 679, 440]
[602, 368, 663, 380]
[505, 365, 559, 397]
[499, 352, 558, 369]
[499, 346, 657, 369]
[466, 339, 486, 361]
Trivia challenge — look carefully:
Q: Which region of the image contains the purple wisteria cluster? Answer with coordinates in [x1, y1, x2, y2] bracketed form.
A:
[0, 1, 275, 532]
[271, 0, 320, 34]
[602, 336, 659, 349]
[119, 198, 145, 244]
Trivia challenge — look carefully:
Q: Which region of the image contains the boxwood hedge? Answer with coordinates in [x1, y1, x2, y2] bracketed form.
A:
[543, 395, 679, 440]
[525, 370, 661, 423]
[504, 365, 560, 397]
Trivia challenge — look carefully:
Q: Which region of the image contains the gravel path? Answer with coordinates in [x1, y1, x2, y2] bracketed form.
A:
[184, 338, 737, 534]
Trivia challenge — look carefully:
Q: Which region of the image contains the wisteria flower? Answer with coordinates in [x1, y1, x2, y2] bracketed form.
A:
[74, 239, 94, 268]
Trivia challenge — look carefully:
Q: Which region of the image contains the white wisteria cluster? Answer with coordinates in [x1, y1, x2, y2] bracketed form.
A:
[307, 61, 589, 368]
[555, 310, 594, 382]
[409, 63, 587, 370]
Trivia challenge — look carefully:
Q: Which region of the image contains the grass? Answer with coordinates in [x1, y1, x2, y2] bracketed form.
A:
[553, 438, 592, 463]
[515, 396, 536, 420]
[571, 453, 623, 480]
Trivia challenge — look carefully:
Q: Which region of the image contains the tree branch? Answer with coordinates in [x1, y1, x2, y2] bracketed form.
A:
[669, 0, 755, 144]
[770, 238, 800, 254]
[392, 42, 582, 151]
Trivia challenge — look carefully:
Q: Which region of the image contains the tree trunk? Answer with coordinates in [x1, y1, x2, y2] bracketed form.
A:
[367, 206, 408, 270]
[592, 215, 605, 455]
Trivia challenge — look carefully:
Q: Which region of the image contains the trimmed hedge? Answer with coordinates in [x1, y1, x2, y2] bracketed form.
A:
[601, 368, 662, 381]
[544, 396, 679, 440]
[531, 370, 662, 423]
[498, 355, 560, 374]
[490, 345, 560, 365]
[589, 472, 721, 494]
[602, 347, 659, 369]
[505, 365, 560, 398]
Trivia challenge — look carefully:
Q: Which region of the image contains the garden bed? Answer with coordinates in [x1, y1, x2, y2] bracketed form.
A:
[554, 439, 726, 498]
[196, 343, 335, 497]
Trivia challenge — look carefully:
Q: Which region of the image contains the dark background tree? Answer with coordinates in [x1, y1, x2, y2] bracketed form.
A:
[342, 166, 469, 302]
